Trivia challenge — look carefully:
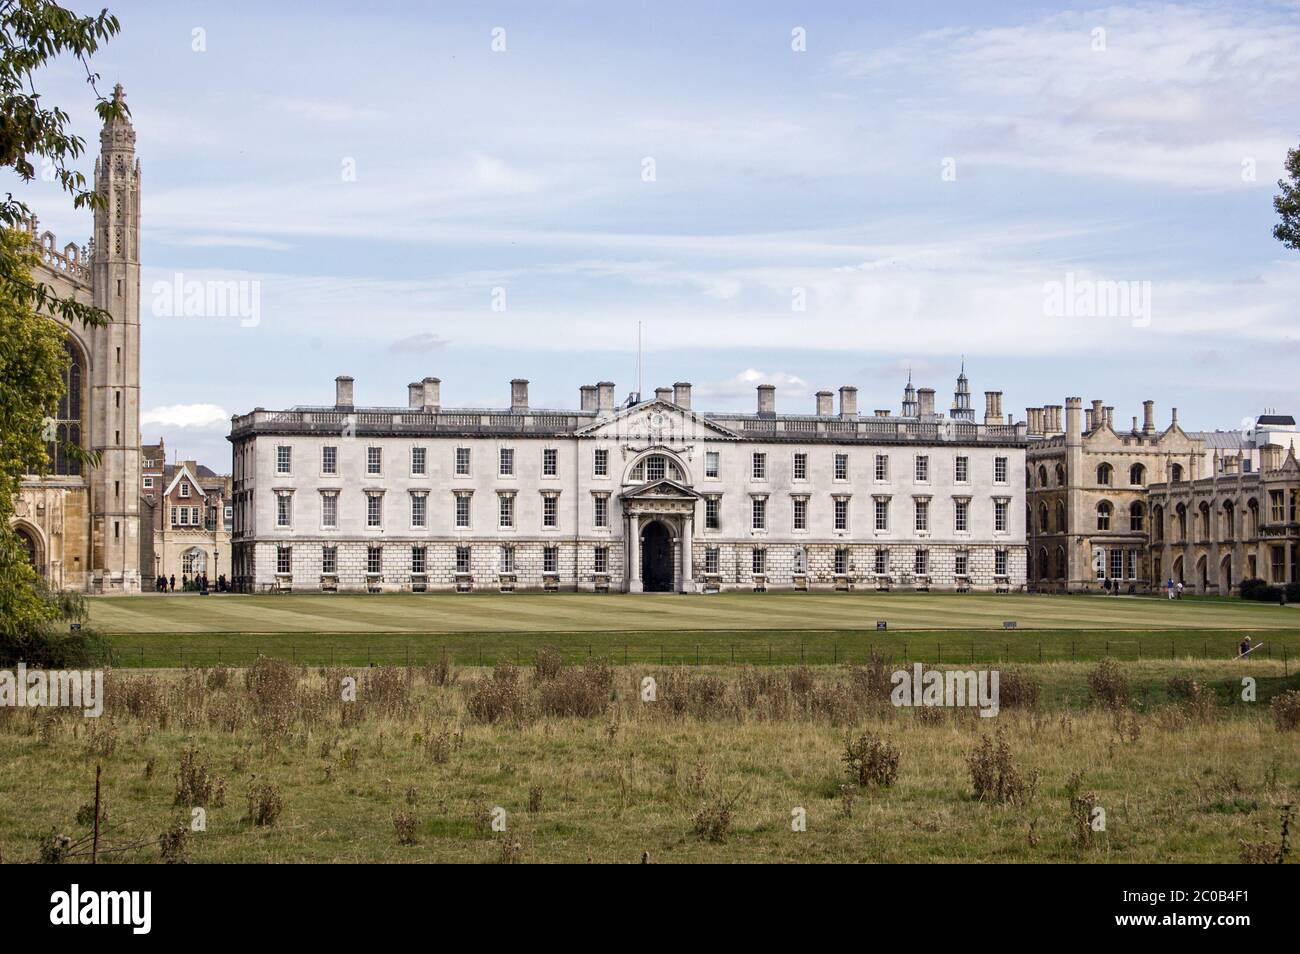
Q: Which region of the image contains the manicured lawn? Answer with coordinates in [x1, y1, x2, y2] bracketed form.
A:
[90, 590, 1300, 635]
[85, 591, 1300, 668]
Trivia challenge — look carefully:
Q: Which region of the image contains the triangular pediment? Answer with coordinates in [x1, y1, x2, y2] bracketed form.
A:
[621, 477, 702, 500]
[575, 400, 740, 441]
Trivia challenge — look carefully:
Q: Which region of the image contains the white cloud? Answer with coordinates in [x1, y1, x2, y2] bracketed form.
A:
[699, 369, 812, 400]
[141, 404, 230, 429]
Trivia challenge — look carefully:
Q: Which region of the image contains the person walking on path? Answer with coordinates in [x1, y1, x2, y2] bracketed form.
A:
[1166, 578, 1175, 600]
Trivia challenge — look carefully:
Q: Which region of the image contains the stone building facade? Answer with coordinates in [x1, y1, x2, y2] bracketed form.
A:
[139, 438, 233, 586]
[10, 85, 143, 593]
[1025, 397, 1203, 592]
[1147, 441, 1300, 593]
[229, 371, 1028, 593]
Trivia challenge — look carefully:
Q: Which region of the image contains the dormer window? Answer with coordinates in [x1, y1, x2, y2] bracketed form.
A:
[179, 482, 190, 498]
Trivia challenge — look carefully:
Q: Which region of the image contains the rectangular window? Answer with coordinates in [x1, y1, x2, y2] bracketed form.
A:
[914, 549, 928, 576]
[955, 550, 969, 576]
[367, 546, 382, 575]
[1110, 549, 1124, 580]
[277, 493, 292, 528]
[994, 456, 1008, 483]
[412, 546, 427, 575]
[594, 494, 609, 528]
[834, 497, 849, 531]
[322, 446, 337, 475]
[594, 448, 609, 477]
[179, 482, 191, 499]
[834, 453, 848, 481]
[705, 547, 720, 574]
[794, 452, 808, 481]
[752, 453, 767, 480]
[594, 546, 608, 574]
[543, 494, 558, 528]
[874, 549, 888, 575]
[875, 454, 889, 481]
[705, 451, 720, 478]
[646, 456, 666, 481]
[751, 497, 767, 530]
[955, 456, 969, 482]
[367, 446, 382, 475]
[544, 546, 558, 573]
[367, 493, 382, 528]
[915, 456, 929, 482]
[752, 548, 766, 575]
[321, 545, 337, 575]
[500, 545, 515, 574]
[543, 448, 558, 477]
[276, 445, 292, 475]
[914, 499, 929, 532]
[1125, 549, 1137, 580]
[455, 493, 471, 528]
[321, 492, 338, 529]
[455, 447, 471, 476]
[874, 498, 889, 531]
[411, 446, 427, 476]
[276, 546, 291, 574]
[455, 546, 471, 574]
[994, 499, 1008, 532]
[705, 497, 720, 530]
[954, 499, 969, 532]
[142, 476, 153, 489]
[834, 547, 848, 575]
[411, 492, 427, 528]
[499, 447, 514, 476]
[996, 548, 1009, 577]
[499, 494, 515, 529]
[793, 497, 807, 531]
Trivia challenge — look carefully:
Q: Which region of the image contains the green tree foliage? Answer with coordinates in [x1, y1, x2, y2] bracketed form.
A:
[1275, 143, 1300, 252]
[1, 2, 123, 663]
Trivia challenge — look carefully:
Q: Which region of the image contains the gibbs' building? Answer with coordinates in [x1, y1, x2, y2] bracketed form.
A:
[229, 369, 1028, 594]
[11, 86, 143, 593]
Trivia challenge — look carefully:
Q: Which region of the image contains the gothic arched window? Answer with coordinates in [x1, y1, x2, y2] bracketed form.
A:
[47, 339, 84, 476]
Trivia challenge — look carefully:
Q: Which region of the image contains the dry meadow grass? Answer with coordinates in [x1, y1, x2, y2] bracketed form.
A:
[1, 656, 1296, 864]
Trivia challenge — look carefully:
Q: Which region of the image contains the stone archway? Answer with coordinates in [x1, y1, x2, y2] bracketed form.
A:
[13, 524, 44, 577]
[641, 520, 674, 592]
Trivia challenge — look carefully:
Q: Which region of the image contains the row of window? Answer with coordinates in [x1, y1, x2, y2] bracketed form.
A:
[274, 444, 1011, 485]
[1030, 461, 1186, 489]
[275, 490, 613, 530]
[273, 543, 1009, 579]
[275, 544, 609, 576]
[710, 495, 1010, 533]
[725, 546, 1010, 578]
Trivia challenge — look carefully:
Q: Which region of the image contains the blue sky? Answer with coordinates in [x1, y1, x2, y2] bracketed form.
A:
[18, 0, 1300, 467]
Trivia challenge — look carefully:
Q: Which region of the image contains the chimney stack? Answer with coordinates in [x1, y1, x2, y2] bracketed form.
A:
[1104, 405, 1114, 430]
[1089, 399, 1104, 432]
[816, 391, 833, 416]
[673, 382, 692, 409]
[918, 388, 936, 418]
[1026, 407, 1042, 436]
[874, 409, 891, 418]
[597, 381, 615, 415]
[580, 385, 598, 413]
[408, 382, 423, 409]
[335, 375, 354, 409]
[757, 384, 776, 416]
[1171, 407, 1178, 428]
[655, 387, 672, 403]
[983, 391, 1003, 425]
[510, 378, 529, 412]
[838, 386, 858, 419]
[1142, 400, 1155, 435]
[1131, 415, 1138, 435]
[422, 377, 441, 411]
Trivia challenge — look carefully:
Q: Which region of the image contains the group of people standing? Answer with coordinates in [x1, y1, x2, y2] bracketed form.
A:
[151, 572, 229, 593]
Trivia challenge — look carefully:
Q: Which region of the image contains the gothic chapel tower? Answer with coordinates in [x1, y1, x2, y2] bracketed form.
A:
[89, 84, 142, 591]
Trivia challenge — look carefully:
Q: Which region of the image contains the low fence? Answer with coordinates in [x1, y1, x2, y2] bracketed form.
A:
[95, 638, 1290, 671]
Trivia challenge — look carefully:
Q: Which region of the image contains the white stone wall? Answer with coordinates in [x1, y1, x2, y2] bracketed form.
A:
[232, 417, 1026, 592]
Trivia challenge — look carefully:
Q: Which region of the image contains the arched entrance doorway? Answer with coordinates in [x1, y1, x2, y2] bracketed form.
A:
[14, 525, 43, 577]
[641, 520, 674, 592]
